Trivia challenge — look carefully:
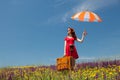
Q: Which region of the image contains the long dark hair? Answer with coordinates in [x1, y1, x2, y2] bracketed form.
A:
[68, 27, 77, 40]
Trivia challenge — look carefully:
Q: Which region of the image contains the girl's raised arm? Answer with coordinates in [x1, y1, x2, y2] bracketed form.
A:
[76, 31, 87, 43]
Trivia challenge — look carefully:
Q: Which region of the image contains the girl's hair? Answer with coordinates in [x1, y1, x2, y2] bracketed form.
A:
[68, 27, 77, 40]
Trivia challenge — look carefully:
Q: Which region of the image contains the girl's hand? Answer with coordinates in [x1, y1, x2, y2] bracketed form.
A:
[83, 30, 87, 36]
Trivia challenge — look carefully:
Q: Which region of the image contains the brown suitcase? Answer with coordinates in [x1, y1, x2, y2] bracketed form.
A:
[56, 56, 75, 71]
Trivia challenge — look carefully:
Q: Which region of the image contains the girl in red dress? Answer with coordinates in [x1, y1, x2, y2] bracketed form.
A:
[64, 27, 87, 59]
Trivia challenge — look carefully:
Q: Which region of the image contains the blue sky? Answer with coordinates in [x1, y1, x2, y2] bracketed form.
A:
[0, 0, 120, 67]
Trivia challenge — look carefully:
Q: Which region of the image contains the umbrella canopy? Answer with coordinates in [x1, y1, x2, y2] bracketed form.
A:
[71, 11, 102, 22]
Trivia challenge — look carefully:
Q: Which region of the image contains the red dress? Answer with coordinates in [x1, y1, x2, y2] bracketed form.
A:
[64, 37, 79, 59]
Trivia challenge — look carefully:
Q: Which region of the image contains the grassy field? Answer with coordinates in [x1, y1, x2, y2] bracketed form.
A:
[0, 60, 120, 80]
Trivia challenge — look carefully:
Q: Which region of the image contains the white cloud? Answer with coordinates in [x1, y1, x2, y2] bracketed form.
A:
[73, 0, 119, 12]
[54, 0, 76, 7]
[54, 0, 67, 7]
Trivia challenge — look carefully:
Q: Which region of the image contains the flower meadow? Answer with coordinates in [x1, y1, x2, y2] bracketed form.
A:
[0, 60, 120, 80]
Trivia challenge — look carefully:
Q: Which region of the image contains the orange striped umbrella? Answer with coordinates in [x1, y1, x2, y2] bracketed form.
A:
[71, 11, 102, 22]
